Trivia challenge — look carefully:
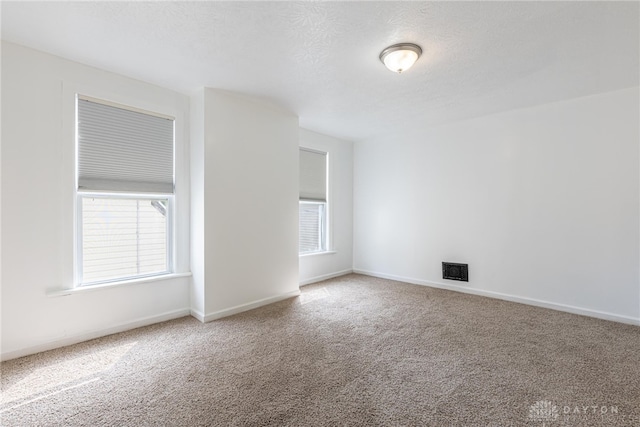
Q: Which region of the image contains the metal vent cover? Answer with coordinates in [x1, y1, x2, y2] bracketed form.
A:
[442, 262, 468, 282]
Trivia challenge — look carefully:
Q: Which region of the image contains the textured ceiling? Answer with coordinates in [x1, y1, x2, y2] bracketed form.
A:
[2, 1, 639, 141]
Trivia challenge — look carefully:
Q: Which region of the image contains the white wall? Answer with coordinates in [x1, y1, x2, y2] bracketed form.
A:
[354, 87, 640, 324]
[299, 129, 354, 285]
[1, 42, 192, 360]
[190, 89, 300, 320]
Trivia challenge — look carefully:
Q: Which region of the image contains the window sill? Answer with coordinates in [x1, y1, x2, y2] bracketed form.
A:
[47, 272, 192, 297]
[299, 250, 337, 258]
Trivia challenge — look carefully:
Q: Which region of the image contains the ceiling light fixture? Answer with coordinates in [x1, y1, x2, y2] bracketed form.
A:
[379, 43, 422, 73]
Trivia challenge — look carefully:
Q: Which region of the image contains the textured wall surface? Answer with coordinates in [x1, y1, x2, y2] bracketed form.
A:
[2, 2, 638, 140]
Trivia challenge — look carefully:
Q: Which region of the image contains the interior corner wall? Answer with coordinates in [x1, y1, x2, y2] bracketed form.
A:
[354, 87, 640, 323]
[189, 89, 206, 318]
[1, 42, 192, 360]
[299, 128, 354, 285]
[194, 89, 300, 320]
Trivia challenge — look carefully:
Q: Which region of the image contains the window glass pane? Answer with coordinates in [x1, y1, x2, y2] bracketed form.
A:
[299, 202, 325, 254]
[81, 197, 168, 284]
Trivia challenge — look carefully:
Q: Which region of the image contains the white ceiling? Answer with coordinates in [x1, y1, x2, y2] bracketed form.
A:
[2, 1, 638, 141]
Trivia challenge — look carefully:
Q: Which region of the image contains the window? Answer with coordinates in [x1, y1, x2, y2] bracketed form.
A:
[299, 201, 326, 253]
[299, 148, 327, 254]
[76, 96, 174, 285]
[79, 196, 170, 284]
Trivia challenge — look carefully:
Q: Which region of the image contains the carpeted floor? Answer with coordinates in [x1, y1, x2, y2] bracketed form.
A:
[1, 274, 639, 426]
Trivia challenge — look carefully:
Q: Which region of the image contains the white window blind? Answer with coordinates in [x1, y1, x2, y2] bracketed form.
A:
[299, 149, 327, 202]
[299, 202, 325, 254]
[77, 97, 175, 194]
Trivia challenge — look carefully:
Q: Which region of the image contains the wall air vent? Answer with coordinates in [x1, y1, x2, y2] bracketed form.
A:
[442, 262, 468, 282]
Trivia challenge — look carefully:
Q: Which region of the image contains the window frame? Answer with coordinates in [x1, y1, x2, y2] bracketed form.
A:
[74, 94, 176, 287]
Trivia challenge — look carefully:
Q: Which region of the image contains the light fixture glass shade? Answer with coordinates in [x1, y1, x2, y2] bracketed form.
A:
[379, 43, 422, 73]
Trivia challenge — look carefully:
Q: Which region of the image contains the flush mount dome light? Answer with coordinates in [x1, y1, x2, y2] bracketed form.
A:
[379, 43, 422, 73]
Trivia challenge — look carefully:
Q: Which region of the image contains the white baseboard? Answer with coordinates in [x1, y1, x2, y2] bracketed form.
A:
[190, 308, 205, 322]
[194, 289, 301, 323]
[1, 308, 191, 361]
[353, 269, 640, 326]
[299, 269, 353, 286]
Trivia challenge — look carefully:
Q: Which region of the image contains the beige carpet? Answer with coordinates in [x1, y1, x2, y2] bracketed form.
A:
[1, 274, 639, 426]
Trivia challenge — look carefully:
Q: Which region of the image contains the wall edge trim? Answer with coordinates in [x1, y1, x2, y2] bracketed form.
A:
[190, 308, 205, 322]
[199, 289, 301, 322]
[1, 308, 191, 361]
[299, 269, 353, 286]
[353, 269, 640, 326]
